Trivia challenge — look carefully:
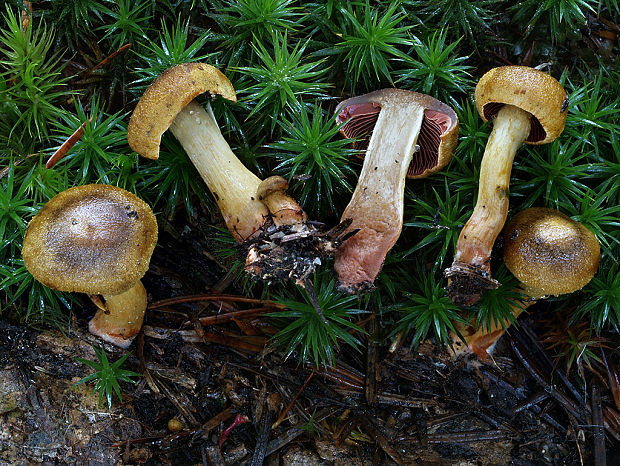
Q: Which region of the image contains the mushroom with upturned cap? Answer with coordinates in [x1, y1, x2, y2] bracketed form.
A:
[333, 88, 458, 293]
[22, 184, 158, 348]
[452, 207, 600, 359]
[445, 66, 569, 306]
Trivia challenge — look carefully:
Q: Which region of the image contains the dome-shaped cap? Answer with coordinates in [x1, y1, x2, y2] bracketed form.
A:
[22, 184, 158, 296]
[127, 62, 237, 160]
[475, 66, 568, 145]
[503, 208, 600, 297]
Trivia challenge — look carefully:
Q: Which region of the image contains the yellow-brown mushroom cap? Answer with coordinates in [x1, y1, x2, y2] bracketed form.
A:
[127, 63, 237, 160]
[475, 66, 568, 145]
[503, 207, 600, 297]
[22, 184, 158, 296]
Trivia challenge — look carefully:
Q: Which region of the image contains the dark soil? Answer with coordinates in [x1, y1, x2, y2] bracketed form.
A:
[1, 213, 618, 465]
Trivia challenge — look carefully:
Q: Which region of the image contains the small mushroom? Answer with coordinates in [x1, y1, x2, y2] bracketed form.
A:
[256, 176, 307, 227]
[22, 184, 158, 348]
[128, 63, 343, 285]
[452, 207, 600, 359]
[502, 207, 600, 298]
[333, 88, 458, 293]
[445, 66, 569, 306]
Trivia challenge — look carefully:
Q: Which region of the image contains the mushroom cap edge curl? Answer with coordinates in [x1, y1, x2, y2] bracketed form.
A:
[336, 88, 459, 179]
[475, 65, 568, 145]
[127, 62, 237, 160]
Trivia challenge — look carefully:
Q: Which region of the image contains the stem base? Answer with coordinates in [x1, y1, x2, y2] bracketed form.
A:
[444, 261, 500, 307]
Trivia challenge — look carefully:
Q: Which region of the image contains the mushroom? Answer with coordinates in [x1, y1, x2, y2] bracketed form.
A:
[128, 63, 344, 285]
[22, 184, 158, 348]
[445, 66, 569, 306]
[333, 88, 458, 293]
[127, 63, 271, 242]
[452, 207, 600, 359]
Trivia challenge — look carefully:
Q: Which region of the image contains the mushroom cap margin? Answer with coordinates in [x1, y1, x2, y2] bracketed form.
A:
[335, 88, 459, 179]
[474, 66, 568, 145]
[22, 184, 158, 296]
[127, 63, 237, 160]
[502, 207, 600, 297]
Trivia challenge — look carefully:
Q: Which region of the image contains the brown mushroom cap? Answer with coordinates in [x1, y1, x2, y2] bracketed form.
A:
[22, 184, 158, 296]
[475, 66, 568, 145]
[503, 207, 600, 297]
[335, 88, 458, 179]
[127, 63, 237, 160]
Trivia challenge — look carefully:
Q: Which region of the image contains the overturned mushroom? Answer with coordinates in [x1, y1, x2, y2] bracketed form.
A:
[128, 63, 344, 284]
[333, 88, 458, 293]
[445, 66, 568, 306]
[22, 184, 158, 348]
[452, 207, 600, 359]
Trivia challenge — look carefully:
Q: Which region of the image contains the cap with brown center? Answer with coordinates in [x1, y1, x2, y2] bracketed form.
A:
[22, 184, 158, 347]
[23, 184, 157, 294]
[503, 207, 600, 298]
[333, 88, 458, 293]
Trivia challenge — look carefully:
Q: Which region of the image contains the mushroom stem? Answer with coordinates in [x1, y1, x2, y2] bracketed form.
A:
[169, 100, 268, 242]
[335, 103, 425, 291]
[88, 280, 148, 349]
[451, 292, 532, 359]
[257, 176, 307, 227]
[446, 104, 531, 305]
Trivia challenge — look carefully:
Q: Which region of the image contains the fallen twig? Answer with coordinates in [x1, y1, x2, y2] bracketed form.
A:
[591, 383, 606, 466]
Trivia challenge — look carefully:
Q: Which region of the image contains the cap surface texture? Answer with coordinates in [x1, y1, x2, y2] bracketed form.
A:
[23, 184, 158, 295]
[503, 207, 599, 296]
[474, 66, 568, 145]
[127, 62, 237, 160]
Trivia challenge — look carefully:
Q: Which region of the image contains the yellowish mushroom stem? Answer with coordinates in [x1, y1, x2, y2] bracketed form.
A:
[257, 176, 307, 227]
[453, 104, 531, 270]
[169, 100, 268, 242]
[88, 280, 147, 349]
[447, 105, 531, 304]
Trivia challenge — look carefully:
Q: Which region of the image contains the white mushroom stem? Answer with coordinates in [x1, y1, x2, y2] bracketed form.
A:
[335, 102, 425, 289]
[169, 100, 268, 242]
[88, 280, 147, 349]
[451, 104, 531, 276]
